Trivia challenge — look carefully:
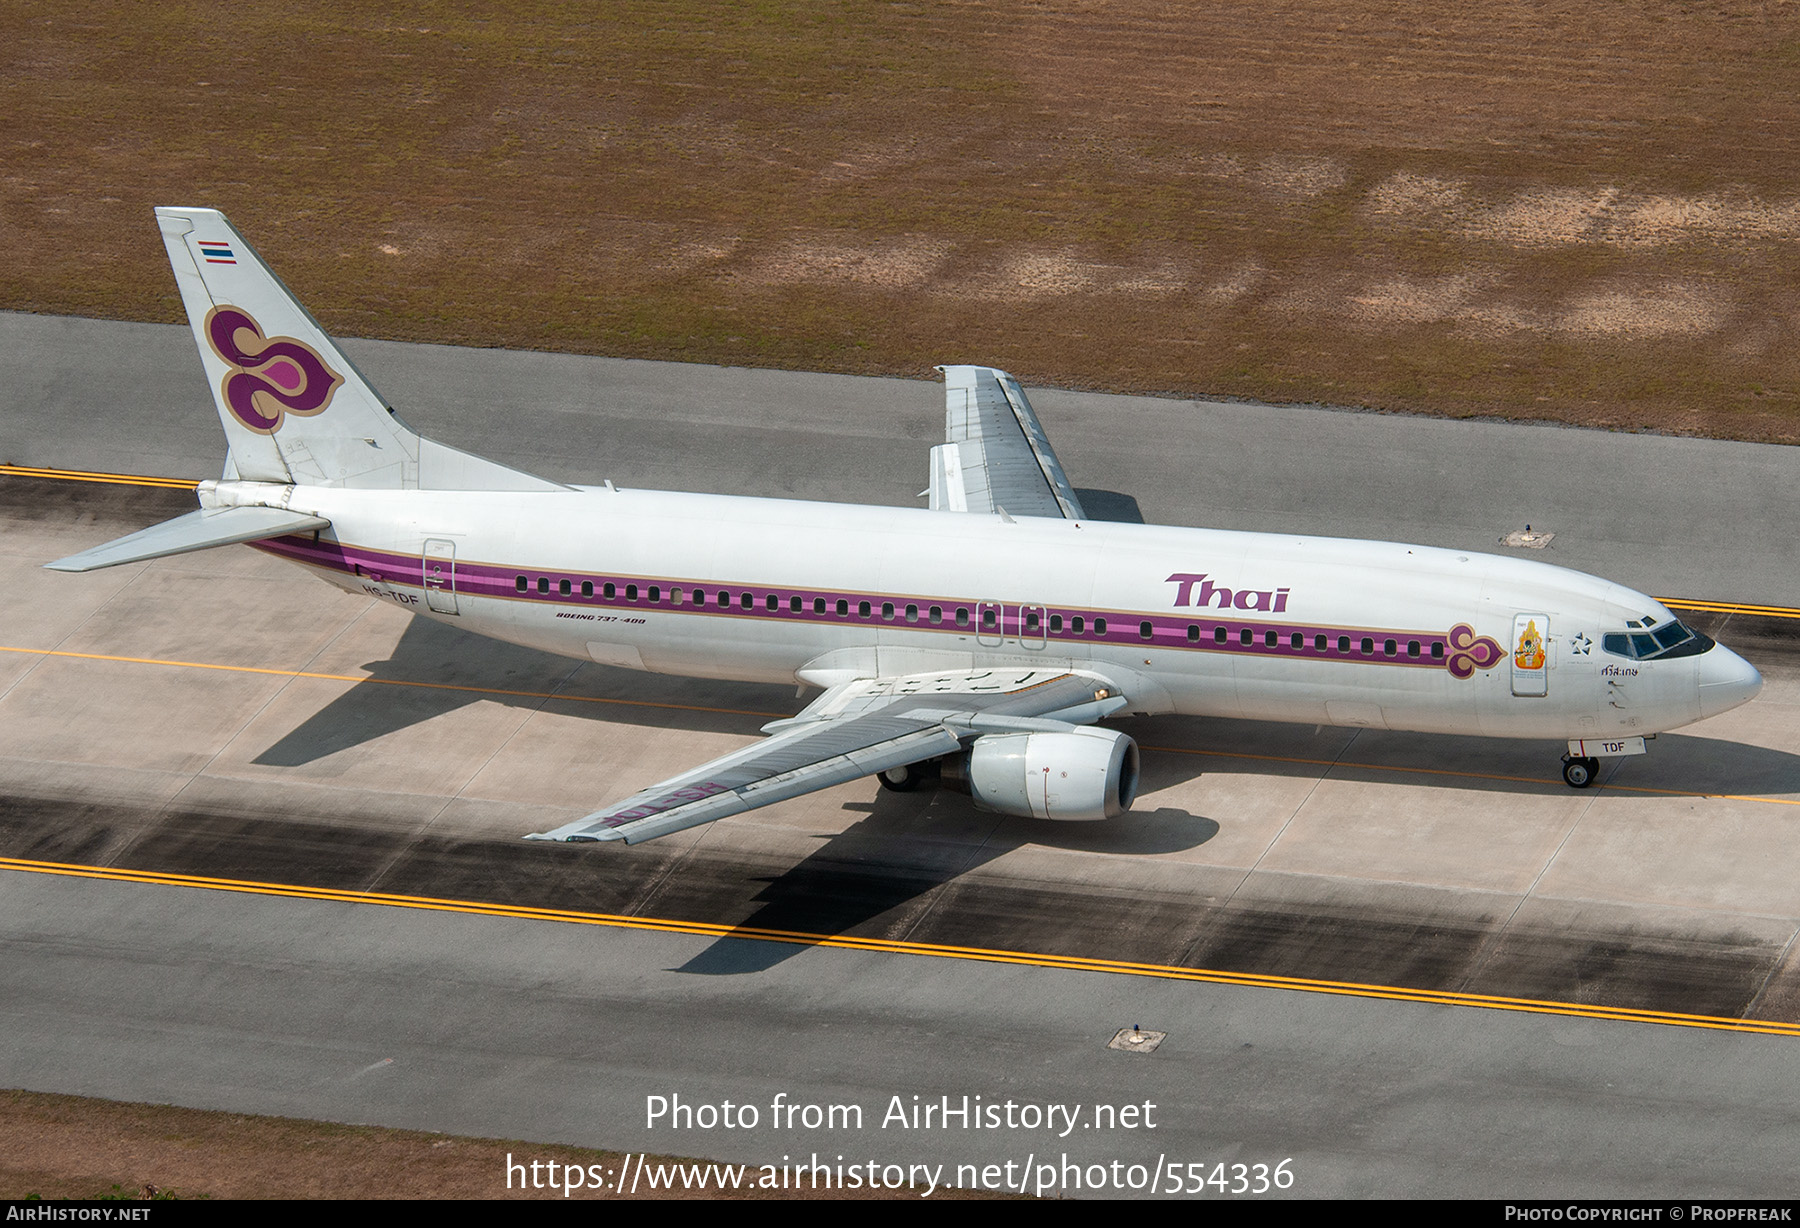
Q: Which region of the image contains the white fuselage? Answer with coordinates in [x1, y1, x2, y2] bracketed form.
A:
[219, 480, 1757, 742]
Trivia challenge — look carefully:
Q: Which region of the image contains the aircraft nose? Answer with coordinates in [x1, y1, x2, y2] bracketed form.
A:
[1697, 645, 1763, 719]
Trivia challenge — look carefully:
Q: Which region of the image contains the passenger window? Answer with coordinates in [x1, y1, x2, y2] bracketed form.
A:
[581, 581, 593, 598]
[1264, 630, 1277, 648]
[812, 597, 825, 614]
[836, 599, 849, 616]
[741, 592, 754, 609]
[692, 588, 704, 604]
[718, 591, 731, 608]
[604, 582, 616, 599]
[1431, 641, 1443, 659]
[882, 602, 895, 620]
[1240, 628, 1252, 646]
[1214, 626, 1227, 644]
[1362, 638, 1374, 655]
[1384, 639, 1396, 656]
[1315, 635, 1327, 651]
[1094, 618, 1107, 635]
[982, 609, 997, 630]
[538, 577, 550, 595]
[1140, 621, 1153, 640]
[956, 607, 970, 627]
[1187, 625, 1200, 642]
[1291, 633, 1303, 649]
[626, 584, 638, 601]
[932, 606, 944, 625]
[515, 575, 527, 593]
[559, 579, 571, 596]
[672, 587, 684, 605]
[859, 601, 872, 618]
[1072, 616, 1085, 634]
[648, 585, 660, 603]
[1338, 636, 1350, 653]
[1407, 640, 1420, 658]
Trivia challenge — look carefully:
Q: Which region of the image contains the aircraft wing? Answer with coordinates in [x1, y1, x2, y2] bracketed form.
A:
[525, 668, 1126, 845]
[927, 366, 1086, 519]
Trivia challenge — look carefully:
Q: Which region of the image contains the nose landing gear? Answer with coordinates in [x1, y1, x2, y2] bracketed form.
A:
[1561, 754, 1601, 789]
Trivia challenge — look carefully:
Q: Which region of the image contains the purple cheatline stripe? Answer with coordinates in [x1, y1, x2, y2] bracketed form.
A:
[253, 535, 1503, 679]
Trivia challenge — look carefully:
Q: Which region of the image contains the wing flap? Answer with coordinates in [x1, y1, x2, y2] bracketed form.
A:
[532, 724, 962, 845]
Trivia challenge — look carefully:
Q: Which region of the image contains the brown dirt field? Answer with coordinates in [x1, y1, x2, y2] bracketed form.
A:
[7, 3, 1800, 441]
[0, 1090, 1004, 1199]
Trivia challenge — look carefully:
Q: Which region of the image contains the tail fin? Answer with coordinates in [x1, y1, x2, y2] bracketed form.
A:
[155, 207, 564, 492]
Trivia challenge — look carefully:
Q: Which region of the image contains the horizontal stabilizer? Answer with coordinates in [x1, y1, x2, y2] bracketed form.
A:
[44, 505, 330, 572]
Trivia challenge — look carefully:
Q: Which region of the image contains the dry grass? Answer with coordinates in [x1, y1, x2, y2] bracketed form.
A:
[7, 1, 1800, 440]
[0, 1090, 1001, 1200]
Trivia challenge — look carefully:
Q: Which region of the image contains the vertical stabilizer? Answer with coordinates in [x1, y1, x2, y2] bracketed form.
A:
[155, 207, 565, 492]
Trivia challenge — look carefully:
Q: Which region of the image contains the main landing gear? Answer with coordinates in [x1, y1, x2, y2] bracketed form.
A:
[877, 762, 926, 792]
[1561, 754, 1601, 789]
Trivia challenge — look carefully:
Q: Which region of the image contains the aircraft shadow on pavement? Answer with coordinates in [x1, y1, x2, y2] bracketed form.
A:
[248, 612, 1800, 975]
[256, 614, 1800, 803]
[1073, 488, 1144, 524]
[252, 616, 793, 766]
[672, 795, 1220, 977]
[1117, 713, 1800, 803]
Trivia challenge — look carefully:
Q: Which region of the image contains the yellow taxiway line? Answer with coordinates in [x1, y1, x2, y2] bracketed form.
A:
[4, 853, 1797, 1038]
[0, 644, 783, 722]
[1661, 597, 1800, 619]
[1, 463, 199, 491]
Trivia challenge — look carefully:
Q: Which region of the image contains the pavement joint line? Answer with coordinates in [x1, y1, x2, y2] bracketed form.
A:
[4, 641, 1795, 807]
[1217, 726, 1356, 916]
[6, 854, 1799, 1038]
[7, 463, 1800, 622]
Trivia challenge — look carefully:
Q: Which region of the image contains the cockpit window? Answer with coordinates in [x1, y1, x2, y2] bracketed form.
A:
[1602, 620, 1714, 661]
[1651, 622, 1689, 651]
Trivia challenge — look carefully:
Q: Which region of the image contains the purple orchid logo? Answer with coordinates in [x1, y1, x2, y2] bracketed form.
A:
[203, 305, 344, 434]
[1446, 623, 1506, 679]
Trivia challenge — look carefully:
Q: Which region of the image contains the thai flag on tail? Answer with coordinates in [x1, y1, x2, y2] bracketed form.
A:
[197, 240, 236, 265]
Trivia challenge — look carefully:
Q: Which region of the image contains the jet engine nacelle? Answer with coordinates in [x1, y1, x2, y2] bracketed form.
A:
[955, 727, 1140, 821]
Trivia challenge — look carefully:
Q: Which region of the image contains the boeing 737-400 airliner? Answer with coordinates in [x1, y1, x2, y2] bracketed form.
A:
[46, 208, 1765, 844]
